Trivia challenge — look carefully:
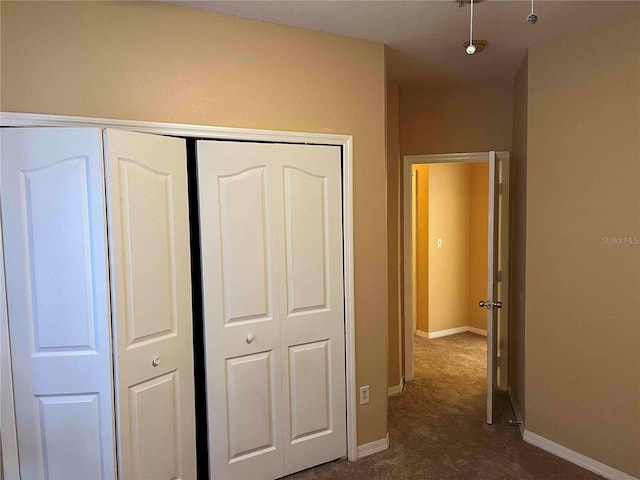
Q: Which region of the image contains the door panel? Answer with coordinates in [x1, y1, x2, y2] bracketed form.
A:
[198, 141, 346, 479]
[288, 340, 332, 441]
[128, 371, 181, 479]
[104, 129, 196, 480]
[1, 128, 116, 479]
[37, 393, 103, 480]
[218, 166, 272, 324]
[226, 351, 278, 460]
[277, 144, 346, 476]
[118, 159, 178, 346]
[198, 141, 284, 480]
[283, 167, 329, 313]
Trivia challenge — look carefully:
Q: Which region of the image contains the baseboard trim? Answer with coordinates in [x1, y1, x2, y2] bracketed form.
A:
[415, 329, 429, 339]
[388, 377, 405, 396]
[523, 430, 638, 480]
[428, 326, 468, 339]
[507, 386, 524, 437]
[356, 433, 390, 459]
[421, 326, 488, 339]
[467, 326, 488, 336]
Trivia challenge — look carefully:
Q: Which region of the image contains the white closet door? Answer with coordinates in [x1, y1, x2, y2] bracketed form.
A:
[104, 129, 196, 480]
[1, 128, 117, 479]
[198, 141, 285, 480]
[198, 141, 346, 480]
[276, 144, 346, 476]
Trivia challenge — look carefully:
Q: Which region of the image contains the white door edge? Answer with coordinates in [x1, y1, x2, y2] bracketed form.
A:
[0, 111, 359, 462]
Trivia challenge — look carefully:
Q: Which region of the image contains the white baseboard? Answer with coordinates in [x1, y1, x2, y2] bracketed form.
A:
[467, 326, 488, 336]
[387, 377, 405, 396]
[523, 430, 638, 480]
[507, 386, 525, 437]
[420, 326, 488, 339]
[356, 433, 389, 459]
[427, 326, 468, 339]
[415, 329, 429, 339]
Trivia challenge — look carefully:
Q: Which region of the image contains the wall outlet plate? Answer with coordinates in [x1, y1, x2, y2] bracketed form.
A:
[359, 385, 370, 405]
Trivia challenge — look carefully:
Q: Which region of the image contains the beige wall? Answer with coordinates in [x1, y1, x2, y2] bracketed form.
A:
[414, 164, 430, 333]
[1, 1, 388, 445]
[386, 81, 402, 389]
[527, 10, 640, 477]
[400, 86, 513, 155]
[509, 56, 528, 422]
[427, 163, 470, 333]
[467, 163, 489, 331]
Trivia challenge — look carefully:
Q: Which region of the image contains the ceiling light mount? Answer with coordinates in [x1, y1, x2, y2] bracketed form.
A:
[464, 40, 488, 54]
[528, 0, 538, 23]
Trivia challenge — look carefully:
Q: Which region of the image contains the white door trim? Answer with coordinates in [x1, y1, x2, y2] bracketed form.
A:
[402, 152, 508, 382]
[0, 112, 358, 463]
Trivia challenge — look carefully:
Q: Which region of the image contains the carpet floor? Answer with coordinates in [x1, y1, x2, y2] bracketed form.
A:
[288, 332, 602, 479]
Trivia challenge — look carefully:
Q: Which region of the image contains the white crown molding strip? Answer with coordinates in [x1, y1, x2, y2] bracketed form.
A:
[387, 377, 405, 397]
[523, 431, 638, 480]
[356, 433, 390, 460]
[507, 386, 524, 437]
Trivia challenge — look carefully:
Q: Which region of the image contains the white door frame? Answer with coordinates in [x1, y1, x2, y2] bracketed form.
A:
[0, 112, 359, 471]
[402, 152, 509, 384]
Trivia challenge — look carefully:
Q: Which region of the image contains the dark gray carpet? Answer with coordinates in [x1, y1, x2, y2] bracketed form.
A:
[289, 332, 602, 479]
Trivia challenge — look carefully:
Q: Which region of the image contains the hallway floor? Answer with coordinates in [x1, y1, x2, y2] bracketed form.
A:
[289, 332, 602, 479]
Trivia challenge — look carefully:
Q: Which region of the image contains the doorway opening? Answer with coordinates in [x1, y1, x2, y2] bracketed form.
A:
[402, 151, 510, 424]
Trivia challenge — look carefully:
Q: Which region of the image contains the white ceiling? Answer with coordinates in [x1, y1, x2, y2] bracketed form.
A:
[168, 0, 639, 87]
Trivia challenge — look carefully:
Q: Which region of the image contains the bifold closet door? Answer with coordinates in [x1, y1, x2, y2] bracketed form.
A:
[104, 129, 196, 480]
[1, 128, 117, 479]
[197, 140, 346, 480]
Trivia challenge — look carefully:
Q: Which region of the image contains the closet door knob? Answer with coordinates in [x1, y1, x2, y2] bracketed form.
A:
[152, 356, 161, 367]
[246, 334, 255, 344]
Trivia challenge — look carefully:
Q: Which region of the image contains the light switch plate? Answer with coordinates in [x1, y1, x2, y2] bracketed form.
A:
[360, 385, 370, 405]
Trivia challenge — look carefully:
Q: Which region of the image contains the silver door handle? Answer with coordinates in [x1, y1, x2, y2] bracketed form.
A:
[246, 333, 255, 344]
[479, 301, 502, 309]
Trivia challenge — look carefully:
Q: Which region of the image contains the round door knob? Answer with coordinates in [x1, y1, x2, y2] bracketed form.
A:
[246, 334, 255, 344]
[152, 356, 161, 367]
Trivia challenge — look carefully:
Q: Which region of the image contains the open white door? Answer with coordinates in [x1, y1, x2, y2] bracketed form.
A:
[197, 140, 346, 480]
[104, 129, 196, 479]
[1, 128, 117, 479]
[481, 151, 500, 425]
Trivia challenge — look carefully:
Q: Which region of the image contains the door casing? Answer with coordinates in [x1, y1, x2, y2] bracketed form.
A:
[401, 151, 510, 390]
[0, 112, 359, 477]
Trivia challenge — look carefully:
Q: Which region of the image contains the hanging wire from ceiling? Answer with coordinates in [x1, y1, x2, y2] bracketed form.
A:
[466, 0, 476, 54]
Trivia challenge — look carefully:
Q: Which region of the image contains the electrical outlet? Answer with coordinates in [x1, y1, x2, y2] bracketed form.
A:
[437, 238, 443, 248]
[359, 385, 370, 405]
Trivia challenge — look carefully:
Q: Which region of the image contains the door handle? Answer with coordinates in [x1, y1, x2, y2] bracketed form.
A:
[479, 300, 502, 309]
[246, 333, 255, 344]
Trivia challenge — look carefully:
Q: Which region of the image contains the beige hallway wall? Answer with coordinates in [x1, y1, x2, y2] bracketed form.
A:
[526, 9, 640, 477]
[1, 0, 388, 445]
[509, 56, 528, 423]
[386, 81, 402, 390]
[427, 163, 470, 333]
[414, 164, 430, 333]
[468, 163, 489, 331]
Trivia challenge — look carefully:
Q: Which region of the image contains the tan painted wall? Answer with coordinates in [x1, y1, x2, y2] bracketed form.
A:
[427, 163, 470, 333]
[414, 165, 430, 333]
[400, 86, 513, 155]
[467, 163, 489, 331]
[509, 56, 528, 422]
[1, 1, 388, 445]
[527, 10, 640, 477]
[386, 81, 402, 390]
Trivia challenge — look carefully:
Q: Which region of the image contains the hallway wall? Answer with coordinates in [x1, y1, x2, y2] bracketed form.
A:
[526, 9, 640, 477]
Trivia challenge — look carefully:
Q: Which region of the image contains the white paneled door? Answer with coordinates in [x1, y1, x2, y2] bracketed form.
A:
[1, 128, 117, 479]
[104, 129, 196, 480]
[197, 141, 346, 480]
